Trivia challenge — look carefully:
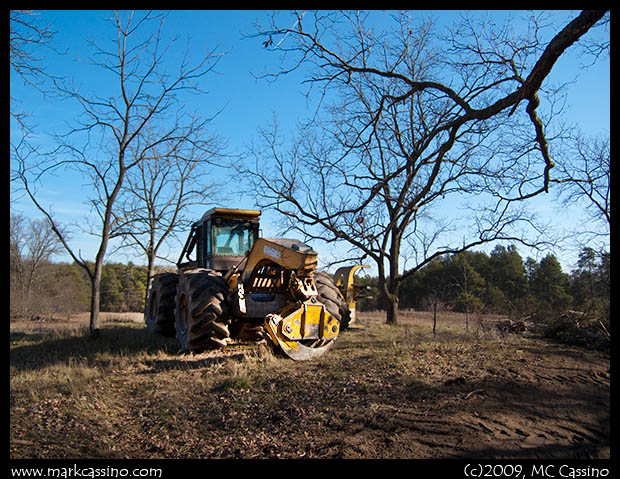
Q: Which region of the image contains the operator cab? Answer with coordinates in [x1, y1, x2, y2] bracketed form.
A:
[178, 208, 261, 274]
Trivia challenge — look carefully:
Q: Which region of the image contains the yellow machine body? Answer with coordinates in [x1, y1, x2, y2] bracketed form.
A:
[334, 264, 370, 328]
[150, 207, 368, 360]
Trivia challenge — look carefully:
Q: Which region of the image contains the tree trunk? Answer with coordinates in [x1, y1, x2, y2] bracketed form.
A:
[89, 268, 102, 337]
[88, 247, 108, 337]
[384, 231, 402, 325]
[385, 292, 399, 325]
[144, 246, 156, 321]
[465, 305, 470, 332]
[89, 163, 125, 337]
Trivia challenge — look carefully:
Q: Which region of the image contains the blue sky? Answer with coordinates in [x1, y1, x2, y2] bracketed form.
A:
[10, 10, 610, 274]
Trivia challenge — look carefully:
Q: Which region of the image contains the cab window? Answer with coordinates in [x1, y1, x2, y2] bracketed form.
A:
[212, 220, 256, 256]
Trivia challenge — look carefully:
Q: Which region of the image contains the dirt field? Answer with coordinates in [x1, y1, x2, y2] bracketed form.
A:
[10, 311, 610, 459]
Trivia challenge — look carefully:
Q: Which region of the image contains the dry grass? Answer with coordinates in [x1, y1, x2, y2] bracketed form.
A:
[10, 311, 610, 459]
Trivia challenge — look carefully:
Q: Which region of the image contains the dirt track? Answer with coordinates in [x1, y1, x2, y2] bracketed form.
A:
[338, 337, 611, 459]
[217, 323, 611, 459]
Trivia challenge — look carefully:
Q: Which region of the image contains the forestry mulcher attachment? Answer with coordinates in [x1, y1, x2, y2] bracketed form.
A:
[145, 208, 367, 360]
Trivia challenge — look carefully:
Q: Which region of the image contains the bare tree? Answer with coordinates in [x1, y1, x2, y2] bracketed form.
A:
[10, 214, 63, 317]
[421, 293, 446, 337]
[451, 255, 485, 332]
[113, 125, 226, 306]
[554, 131, 610, 241]
[13, 11, 225, 336]
[247, 10, 607, 324]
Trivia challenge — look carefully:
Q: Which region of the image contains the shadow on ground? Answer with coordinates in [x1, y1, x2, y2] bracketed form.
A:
[10, 325, 177, 372]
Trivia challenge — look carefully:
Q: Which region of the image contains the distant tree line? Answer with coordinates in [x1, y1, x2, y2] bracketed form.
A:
[356, 244, 610, 330]
[11, 214, 609, 327]
[10, 214, 155, 318]
[10, 213, 609, 350]
[10, 259, 153, 319]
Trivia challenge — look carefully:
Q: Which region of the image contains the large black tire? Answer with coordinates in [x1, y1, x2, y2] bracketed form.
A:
[145, 273, 179, 337]
[314, 271, 351, 330]
[175, 269, 231, 351]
